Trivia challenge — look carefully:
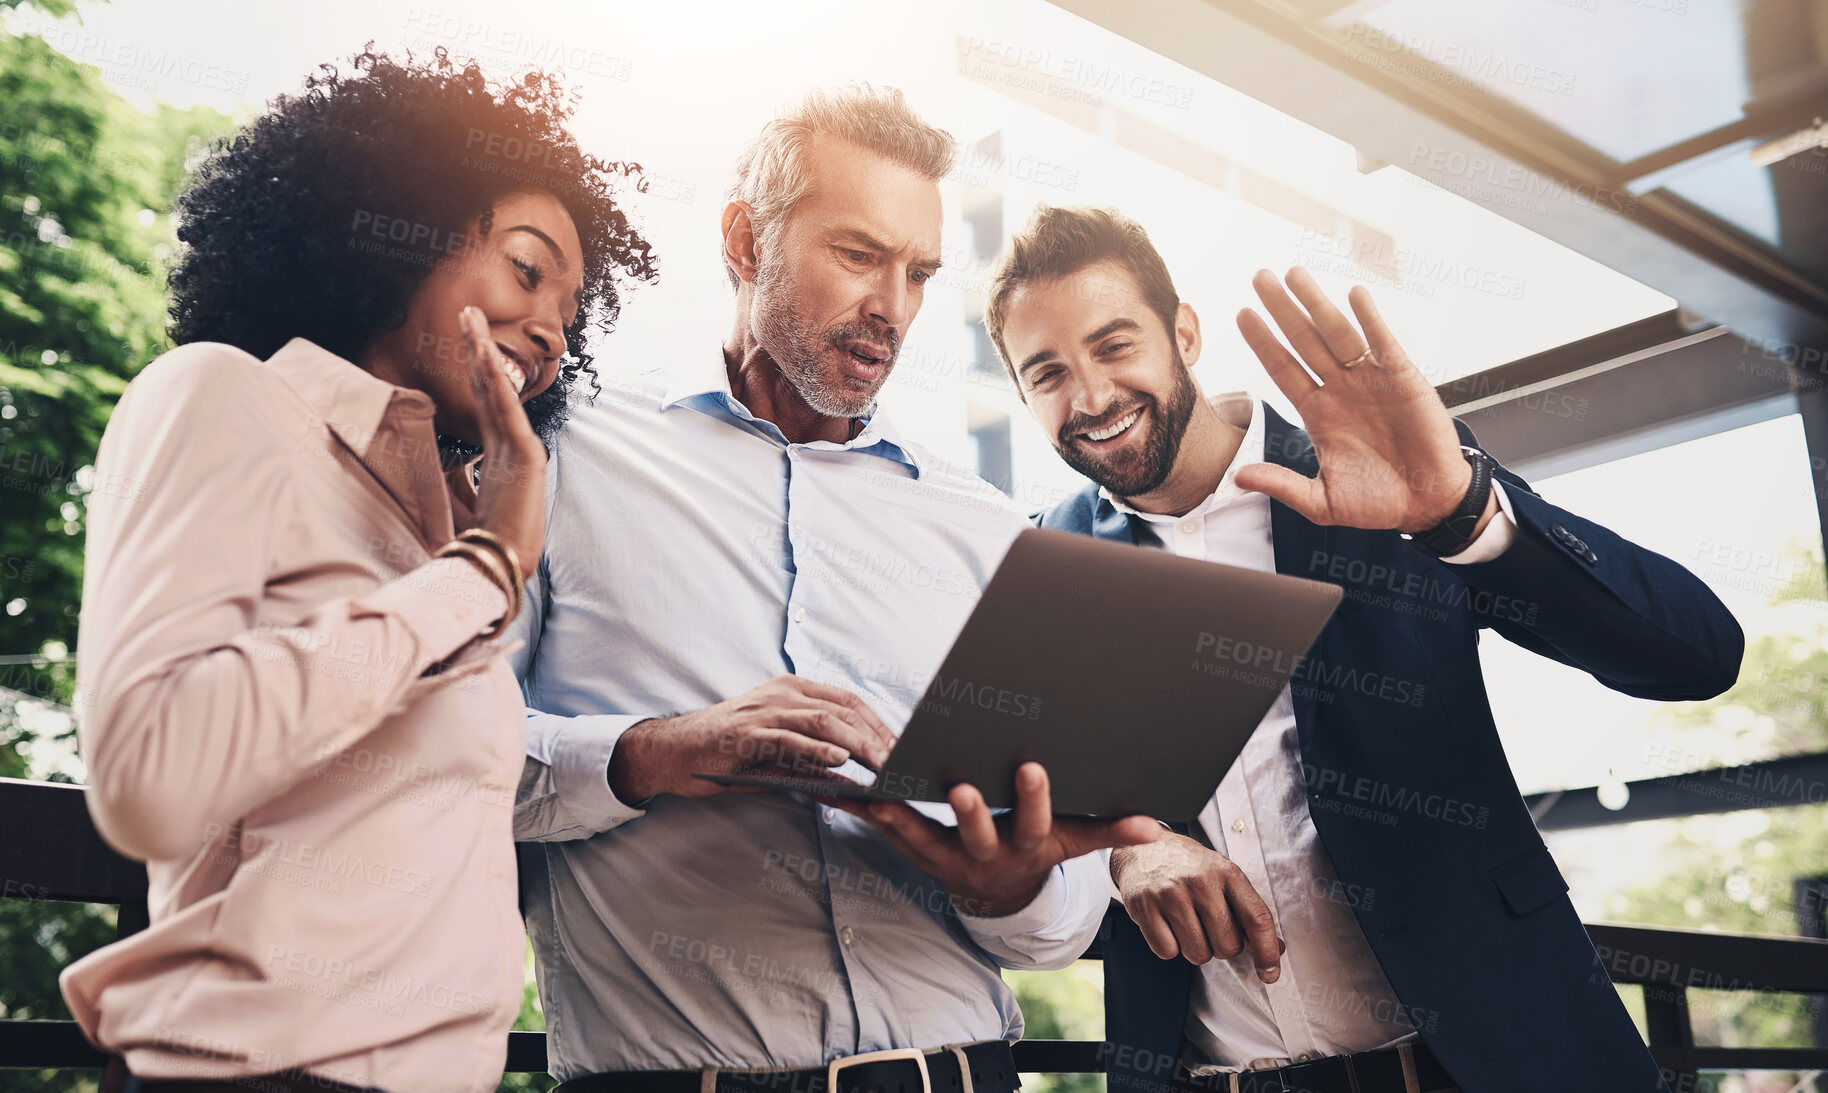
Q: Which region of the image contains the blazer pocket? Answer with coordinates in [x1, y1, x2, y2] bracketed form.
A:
[1491, 844, 1570, 916]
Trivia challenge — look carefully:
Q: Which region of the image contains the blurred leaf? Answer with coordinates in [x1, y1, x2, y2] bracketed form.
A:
[1007, 963, 1106, 1093]
[0, 8, 231, 767]
[0, 12, 232, 1091]
[1609, 541, 1828, 1067]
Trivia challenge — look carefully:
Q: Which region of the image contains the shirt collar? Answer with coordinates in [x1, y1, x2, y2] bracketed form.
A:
[264, 337, 455, 543]
[265, 337, 437, 455]
[658, 347, 736, 411]
[1102, 390, 1263, 521]
[660, 350, 925, 477]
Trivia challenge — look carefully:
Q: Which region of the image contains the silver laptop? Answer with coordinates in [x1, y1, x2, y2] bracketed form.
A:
[696, 527, 1342, 821]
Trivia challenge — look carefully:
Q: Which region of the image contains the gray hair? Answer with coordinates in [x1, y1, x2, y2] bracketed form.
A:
[724, 84, 957, 289]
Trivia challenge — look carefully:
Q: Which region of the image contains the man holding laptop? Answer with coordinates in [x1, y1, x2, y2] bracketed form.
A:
[507, 93, 1156, 1091]
[984, 206, 1743, 1093]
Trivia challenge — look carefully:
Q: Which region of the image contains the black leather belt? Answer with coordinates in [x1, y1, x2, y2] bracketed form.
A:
[1168, 1041, 1455, 1093]
[555, 1041, 1022, 1093]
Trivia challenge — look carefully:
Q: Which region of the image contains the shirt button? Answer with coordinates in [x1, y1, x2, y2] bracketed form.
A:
[792, 606, 807, 623]
[841, 926, 856, 946]
[1179, 520, 1198, 536]
[822, 807, 837, 825]
[788, 447, 803, 462]
[1231, 818, 1246, 834]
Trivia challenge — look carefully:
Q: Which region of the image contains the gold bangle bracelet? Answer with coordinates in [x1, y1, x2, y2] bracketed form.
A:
[439, 539, 513, 604]
[449, 530, 522, 625]
[435, 541, 516, 636]
[470, 541, 524, 623]
[455, 528, 524, 601]
[436, 543, 512, 637]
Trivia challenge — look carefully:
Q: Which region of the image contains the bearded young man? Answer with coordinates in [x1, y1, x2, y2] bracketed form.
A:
[985, 205, 1743, 1093]
[507, 92, 1156, 1093]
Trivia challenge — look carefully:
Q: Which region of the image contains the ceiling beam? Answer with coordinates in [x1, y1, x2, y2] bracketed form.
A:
[1443, 319, 1798, 478]
[1047, 0, 1828, 355]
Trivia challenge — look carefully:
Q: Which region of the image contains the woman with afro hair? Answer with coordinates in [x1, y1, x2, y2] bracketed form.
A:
[60, 47, 656, 1093]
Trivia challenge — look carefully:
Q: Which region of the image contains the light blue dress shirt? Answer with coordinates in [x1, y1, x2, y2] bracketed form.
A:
[507, 354, 1111, 1080]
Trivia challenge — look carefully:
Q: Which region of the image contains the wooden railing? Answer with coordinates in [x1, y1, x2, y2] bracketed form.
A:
[3, 777, 1826, 1088]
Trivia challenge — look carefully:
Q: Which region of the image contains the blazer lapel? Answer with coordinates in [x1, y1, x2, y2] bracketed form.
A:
[1262, 405, 1331, 753]
[1263, 403, 1321, 574]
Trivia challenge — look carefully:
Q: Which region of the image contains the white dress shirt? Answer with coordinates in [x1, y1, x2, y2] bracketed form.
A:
[1105, 393, 1515, 1072]
[506, 354, 1112, 1080]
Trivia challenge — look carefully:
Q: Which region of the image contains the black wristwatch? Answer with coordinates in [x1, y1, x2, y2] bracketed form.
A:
[1403, 446, 1495, 557]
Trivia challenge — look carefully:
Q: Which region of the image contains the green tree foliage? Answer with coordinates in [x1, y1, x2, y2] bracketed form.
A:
[498, 943, 557, 1092]
[1008, 963, 1106, 1093]
[0, 3, 232, 1090]
[1603, 540, 1828, 1073]
[0, 0, 231, 775]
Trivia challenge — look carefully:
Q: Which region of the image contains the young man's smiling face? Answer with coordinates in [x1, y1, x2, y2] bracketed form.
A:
[1001, 259, 1202, 497]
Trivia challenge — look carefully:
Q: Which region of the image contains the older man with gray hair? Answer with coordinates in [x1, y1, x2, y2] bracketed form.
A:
[509, 85, 1156, 1093]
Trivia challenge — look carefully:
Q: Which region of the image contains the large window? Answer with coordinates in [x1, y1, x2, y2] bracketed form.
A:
[1507, 412, 1828, 940]
[1487, 412, 1825, 799]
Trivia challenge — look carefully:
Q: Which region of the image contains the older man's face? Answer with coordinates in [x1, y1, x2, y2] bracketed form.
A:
[750, 134, 944, 418]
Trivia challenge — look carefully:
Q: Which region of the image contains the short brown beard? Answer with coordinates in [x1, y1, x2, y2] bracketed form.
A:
[1054, 347, 1197, 498]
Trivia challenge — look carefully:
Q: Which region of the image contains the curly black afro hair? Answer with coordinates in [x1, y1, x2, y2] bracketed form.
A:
[167, 45, 659, 442]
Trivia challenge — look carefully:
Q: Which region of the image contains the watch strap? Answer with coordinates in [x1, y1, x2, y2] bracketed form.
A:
[1404, 447, 1494, 557]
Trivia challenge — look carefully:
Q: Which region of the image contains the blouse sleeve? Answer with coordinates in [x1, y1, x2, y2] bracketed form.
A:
[75, 344, 509, 862]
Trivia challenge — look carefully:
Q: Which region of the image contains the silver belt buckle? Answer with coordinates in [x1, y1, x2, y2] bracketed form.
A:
[827, 1047, 932, 1093]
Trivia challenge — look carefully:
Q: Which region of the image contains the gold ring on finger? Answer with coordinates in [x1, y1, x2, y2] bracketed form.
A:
[1339, 348, 1376, 370]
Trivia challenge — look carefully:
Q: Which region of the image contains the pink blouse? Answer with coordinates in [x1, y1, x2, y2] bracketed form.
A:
[62, 338, 527, 1093]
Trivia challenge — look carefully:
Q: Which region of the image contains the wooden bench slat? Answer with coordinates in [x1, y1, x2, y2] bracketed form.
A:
[0, 778, 146, 905]
[0, 1020, 111, 1070]
[9, 781, 1828, 1080]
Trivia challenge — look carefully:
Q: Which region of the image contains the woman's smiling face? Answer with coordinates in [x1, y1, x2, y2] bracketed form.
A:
[364, 189, 586, 446]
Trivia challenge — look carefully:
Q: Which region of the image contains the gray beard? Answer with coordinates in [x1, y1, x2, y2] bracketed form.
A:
[752, 251, 889, 419]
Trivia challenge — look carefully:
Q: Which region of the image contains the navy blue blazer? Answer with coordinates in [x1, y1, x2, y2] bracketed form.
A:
[1039, 405, 1743, 1093]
